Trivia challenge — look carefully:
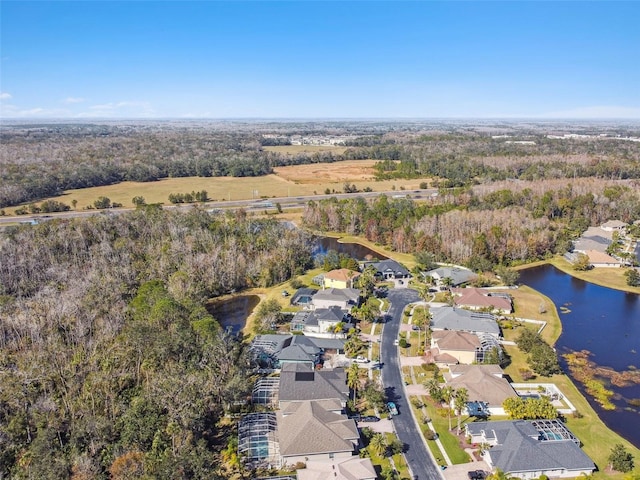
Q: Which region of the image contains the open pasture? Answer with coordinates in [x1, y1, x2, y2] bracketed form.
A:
[11, 160, 432, 213]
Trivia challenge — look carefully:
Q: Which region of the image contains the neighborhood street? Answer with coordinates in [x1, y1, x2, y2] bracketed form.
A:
[381, 288, 444, 480]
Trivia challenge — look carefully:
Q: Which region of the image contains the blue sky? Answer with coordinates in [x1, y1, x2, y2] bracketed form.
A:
[1, 1, 639, 119]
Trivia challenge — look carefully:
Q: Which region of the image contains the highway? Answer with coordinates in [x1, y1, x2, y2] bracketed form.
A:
[0, 188, 439, 226]
[381, 288, 444, 480]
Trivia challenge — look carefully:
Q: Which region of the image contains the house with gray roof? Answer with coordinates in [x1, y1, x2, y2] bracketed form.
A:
[466, 420, 595, 479]
[251, 334, 346, 369]
[424, 266, 478, 287]
[276, 400, 359, 466]
[290, 306, 351, 337]
[371, 259, 411, 279]
[311, 287, 361, 310]
[278, 363, 349, 408]
[430, 306, 501, 339]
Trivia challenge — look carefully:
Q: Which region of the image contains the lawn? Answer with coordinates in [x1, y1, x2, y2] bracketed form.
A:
[423, 401, 471, 464]
[547, 256, 640, 295]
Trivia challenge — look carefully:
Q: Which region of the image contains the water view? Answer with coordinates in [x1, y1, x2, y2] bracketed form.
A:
[206, 295, 261, 334]
[314, 236, 389, 261]
[519, 264, 640, 448]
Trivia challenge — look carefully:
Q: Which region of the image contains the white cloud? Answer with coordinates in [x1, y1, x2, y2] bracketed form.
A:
[78, 100, 155, 118]
[0, 92, 12, 100]
[541, 105, 640, 119]
[63, 97, 86, 104]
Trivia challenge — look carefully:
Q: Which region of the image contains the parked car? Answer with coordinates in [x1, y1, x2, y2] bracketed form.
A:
[360, 416, 380, 422]
[468, 471, 486, 480]
[354, 355, 370, 363]
[393, 339, 399, 346]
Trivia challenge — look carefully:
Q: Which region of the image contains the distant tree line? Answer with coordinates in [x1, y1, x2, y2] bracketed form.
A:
[2, 122, 639, 208]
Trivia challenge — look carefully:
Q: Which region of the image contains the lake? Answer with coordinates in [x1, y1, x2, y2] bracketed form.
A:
[205, 294, 260, 334]
[519, 264, 640, 448]
[314, 236, 388, 261]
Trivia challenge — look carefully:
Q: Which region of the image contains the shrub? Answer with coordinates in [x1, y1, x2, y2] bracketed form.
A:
[424, 430, 438, 440]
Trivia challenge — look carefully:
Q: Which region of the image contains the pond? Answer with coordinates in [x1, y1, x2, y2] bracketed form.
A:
[205, 294, 260, 334]
[313, 236, 388, 261]
[519, 264, 640, 448]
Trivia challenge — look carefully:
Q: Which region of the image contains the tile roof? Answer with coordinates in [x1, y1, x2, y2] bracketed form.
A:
[430, 307, 500, 337]
[584, 250, 623, 265]
[279, 363, 348, 403]
[467, 420, 595, 475]
[373, 259, 410, 276]
[425, 266, 478, 286]
[276, 400, 358, 457]
[432, 330, 481, 351]
[298, 457, 377, 480]
[324, 269, 361, 282]
[313, 288, 361, 303]
[445, 365, 516, 408]
[451, 287, 513, 313]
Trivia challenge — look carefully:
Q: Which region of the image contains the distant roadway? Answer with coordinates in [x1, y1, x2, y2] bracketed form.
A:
[0, 188, 439, 225]
[381, 288, 443, 480]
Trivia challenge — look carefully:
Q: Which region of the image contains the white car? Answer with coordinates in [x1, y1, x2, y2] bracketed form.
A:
[354, 356, 370, 363]
[393, 339, 399, 346]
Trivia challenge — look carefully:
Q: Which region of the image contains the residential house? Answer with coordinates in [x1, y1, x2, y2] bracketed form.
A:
[424, 266, 478, 287]
[451, 287, 513, 314]
[278, 362, 349, 409]
[323, 268, 361, 289]
[582, 250, 623, 268]
[311, 287, 361, 310]
[371, 259, 411, 280]
[601, 220, 628, 232]
[251, 334, 346, 369]
[297, 457, 377, 480]
[444, 365, 517, 416]
[429, 330, 481, 366]
[276, 400, 360, 466]
[290, 306, 351, 337]
[466, 420, 595, 479]
[430, 306, 501, 339]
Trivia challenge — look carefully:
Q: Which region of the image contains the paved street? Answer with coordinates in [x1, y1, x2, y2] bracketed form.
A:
[381, 288, 444, 480]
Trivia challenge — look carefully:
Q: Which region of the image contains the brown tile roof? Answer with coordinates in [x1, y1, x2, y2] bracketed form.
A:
[324, 268, 361, 282]
[445, 365, 516, 408]
[298, 457, 377, 480]
[584, 250, 623, 265]
[451, 287, 513, 313]
[432, 330, 481, 351]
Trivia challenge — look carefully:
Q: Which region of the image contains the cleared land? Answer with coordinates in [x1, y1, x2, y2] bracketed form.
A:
[263, 145, 348, 155]
[11, 160, 432, 214]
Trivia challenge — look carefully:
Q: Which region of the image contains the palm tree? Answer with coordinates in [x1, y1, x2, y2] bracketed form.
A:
[486, 468, 515, 480]
[454, 387, 469, 435]
[369, 433, 387, 457]
[441, 385, 455, 431]
[347, 363, 360, 403]
[425, 378, 442, 401]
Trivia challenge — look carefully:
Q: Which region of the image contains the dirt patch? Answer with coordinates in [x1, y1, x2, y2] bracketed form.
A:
[273, 160, 379, 184]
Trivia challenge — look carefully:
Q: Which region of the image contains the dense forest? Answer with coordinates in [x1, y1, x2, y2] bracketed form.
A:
[0, 208, 313, 479]
[1, 121, 639, 207]
[302, 178, 640, 269]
